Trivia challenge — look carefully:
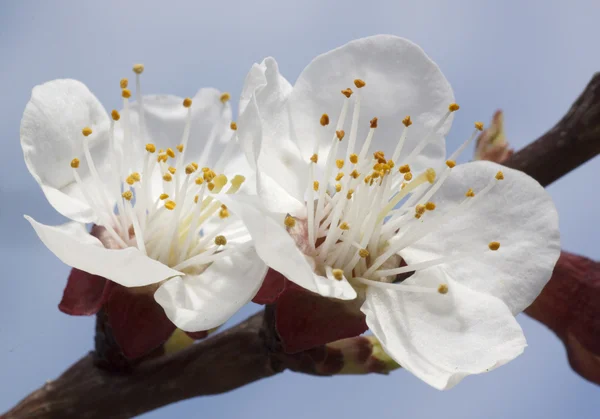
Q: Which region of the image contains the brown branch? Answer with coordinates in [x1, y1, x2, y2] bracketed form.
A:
[502, 72, 600, 186]
[4, 73, 600, 419]
[2, 312, 274, 419]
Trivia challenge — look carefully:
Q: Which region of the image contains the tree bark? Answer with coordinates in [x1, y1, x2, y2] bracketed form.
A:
[3, 73, 600, 419]
[502, 73, 600, 185]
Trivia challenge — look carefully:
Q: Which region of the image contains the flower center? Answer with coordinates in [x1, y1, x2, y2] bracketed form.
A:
[292, 79, 502, 294]
[70, 65, 249, 271]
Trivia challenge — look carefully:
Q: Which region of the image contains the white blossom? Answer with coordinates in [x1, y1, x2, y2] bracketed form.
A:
[21, 67, 266, 332]
[222, 35, 561, 389]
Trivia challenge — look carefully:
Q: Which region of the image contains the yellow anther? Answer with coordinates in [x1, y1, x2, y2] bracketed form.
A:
[213, 174, 228, 189]
[336, 159, 344, 169]
[448, 103, 460, 112]
[159, 149, 164, 153]
[426, 168, 436, 183]
[132, 64, 145, 74]
[284, 215, 296, 228]
[159, 193, 169, 200]
[122, 191, 133, 201]
[425, 201, 436, 211]
[488, 241, 501, 251]
[131, 172, 141, 182]
[194, 195, 199, 203]
[191, 162, 198, 170]
[387, 160, 395, 169]
[120, 78, 128, 89]
[176, 144, 184, 153]
[111, 110, 121, 121]
[370, 117, 378, 128]
[373, 151, 386, 163]
[82, 127, 93, 137]
[320, 114, 330, 126]
[415, 213, 422, 219]
[371, 171, 381, 179]
[335, 183, 342, 192]
[203, 169, 216, 182]
[332, 269, 344, 280]
[185, 164, 196, 175]
[207, 182, 215, 191]
[373, 163, 383, 171]
[446, 160, 456, 168]
[350, 170, 360, 179]
[404, 172, 413, 181]
[359, 249, 370, 258]
[336, 130, 345, 140]
[346, 189, 354, 199]
[166, 148, 176, 158]
[231, 175, 246, 187]
[402, 116, 412, 127]
[364, 175, 372, 184]
[122, 89, 132, 99]
[157, 154, 168, 163]
[220, 92, 231, 103]
[163, 173, 173, 182]
[349, 154, 358, 164]
[183, 97, 192, 108]
[214, 235, 227, 246]
[339, 222, 350, 230]
[70, 158, 80, 169]
[146, 143, 156, 153]
[230, 122, 237, 130]
[202, 167, 211, 173]
[354, 79, 366, 88]
[165, 200, 176, 210]
[219, 208, 230, 218]
[438, 284, 449, 294]
[126, 176, 135, 185]
[221, 204, 227, 210]
[399, 164, 411, 174]
[465, 188, 475, 197]
[310, 154, 319, 163]
[335, 172, 344, 181]
[415, 204, 426, 216]
[313, 181, 319, 191]
[475, 121, 484, 131]
[495, 171, 504, 180]
[168, 166, 176, 175]
[341, 88, 354, 98]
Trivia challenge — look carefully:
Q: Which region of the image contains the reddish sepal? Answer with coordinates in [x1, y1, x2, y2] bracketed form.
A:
[252, 269, 287, 304]
[106, 285, 175, 360]
[275, 282, 367, 353]
[59, 268, 113, 316]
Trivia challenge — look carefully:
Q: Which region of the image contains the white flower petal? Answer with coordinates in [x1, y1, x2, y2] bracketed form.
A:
[256, 170, 306, 215]
[400, 161, 560, 314]
[25, 215, 181, 287]
[361, 270, 526, 390]
[219, 194, 356, 300]
[154, 247, 268, 331]
[290, 35, 454, 173]
[20, 79, 111, 223]
[121, 88, 233, 165]
[236, 92, 262, 170]
[237, 58, 308, 206]
[323, 266, 358, 300]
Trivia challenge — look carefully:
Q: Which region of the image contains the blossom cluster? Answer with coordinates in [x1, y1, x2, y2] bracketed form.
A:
[21, 35, 560, 389]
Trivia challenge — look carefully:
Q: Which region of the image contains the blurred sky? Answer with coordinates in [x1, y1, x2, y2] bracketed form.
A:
[1, 0, 600, 418]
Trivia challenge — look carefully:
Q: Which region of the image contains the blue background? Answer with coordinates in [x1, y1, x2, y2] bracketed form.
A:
[1, 1, 599, 418]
